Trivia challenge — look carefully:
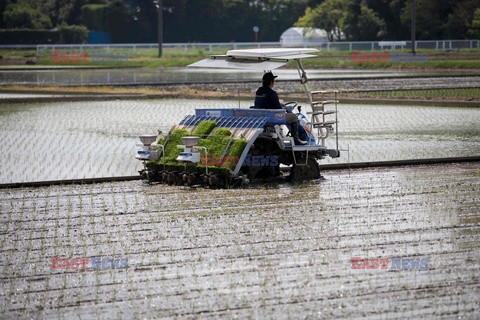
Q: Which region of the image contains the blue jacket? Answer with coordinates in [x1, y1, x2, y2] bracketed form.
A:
[253, 86, 283, 109]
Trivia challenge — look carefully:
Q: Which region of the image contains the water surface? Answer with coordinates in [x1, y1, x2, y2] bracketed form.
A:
[0, 99, 478, 183]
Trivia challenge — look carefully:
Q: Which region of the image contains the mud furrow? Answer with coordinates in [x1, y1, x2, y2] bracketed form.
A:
[0, 163, 479, 318]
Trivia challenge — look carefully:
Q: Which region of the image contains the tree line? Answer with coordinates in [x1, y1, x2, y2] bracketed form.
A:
[1, 0, 479, 43]
[297, 0, 480, 41]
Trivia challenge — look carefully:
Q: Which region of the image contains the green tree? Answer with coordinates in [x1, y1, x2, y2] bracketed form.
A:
[58, 23, 88, 43]
[307, 0, 324, 6]
[81, 4, 108, 31]
[162, 0, 308, 42]
[468, 7, 480, 38]
[104, 0, 132, 42]
[55, 0, 89, 26]
[400, 0, 457, 39]
[3, 3, 52, 29]
[248, 0, 308, 42]
[162, 0, 224, 42]
[374, 0, 409, 40]
[295, 0, 346, 41]
[446, 0, 480, 38]
[357, 1, 386, 39]
[343, 0, 386, 40]
[342, 0, 360, 40]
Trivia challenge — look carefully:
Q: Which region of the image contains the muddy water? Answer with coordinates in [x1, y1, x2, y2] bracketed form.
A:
[0, 99, 479, 183]
[0, 163, 478, 318]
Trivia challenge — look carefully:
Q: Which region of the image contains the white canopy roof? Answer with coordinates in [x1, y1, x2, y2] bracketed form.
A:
[226, 48, 318, 59]
[188, 48, 319, 70]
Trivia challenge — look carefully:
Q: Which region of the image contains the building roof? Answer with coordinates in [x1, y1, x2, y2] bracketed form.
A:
[280, 27, 329, 40]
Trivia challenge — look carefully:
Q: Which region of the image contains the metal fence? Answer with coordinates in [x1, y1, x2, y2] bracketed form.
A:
[318, 40, 480, 51]
[17, 42, 282, 56]
[0, 39, 478, 55]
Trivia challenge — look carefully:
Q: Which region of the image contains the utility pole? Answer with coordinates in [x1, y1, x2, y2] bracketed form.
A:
[155, 0, 163, 57]
[411, 0, 416, 55]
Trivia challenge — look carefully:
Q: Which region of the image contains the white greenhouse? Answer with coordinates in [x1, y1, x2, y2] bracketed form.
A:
[280, 27, 329, 47]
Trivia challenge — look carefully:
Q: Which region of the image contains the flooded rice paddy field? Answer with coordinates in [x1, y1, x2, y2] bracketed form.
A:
[0, 67, 425, 86]
[185, 75, 480, 93]
[0, 99, 479, 184]
[0, 163, 479, 318]
[2, 67, 480, 88]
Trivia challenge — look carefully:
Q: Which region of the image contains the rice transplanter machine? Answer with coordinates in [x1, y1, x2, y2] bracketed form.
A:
[136, 48, 341, 187]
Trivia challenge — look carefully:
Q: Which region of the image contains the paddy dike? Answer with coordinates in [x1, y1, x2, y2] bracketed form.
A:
[0, 162, 479, 318]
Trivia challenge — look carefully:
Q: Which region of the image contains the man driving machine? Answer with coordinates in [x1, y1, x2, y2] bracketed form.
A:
[252, 72, 307, 145]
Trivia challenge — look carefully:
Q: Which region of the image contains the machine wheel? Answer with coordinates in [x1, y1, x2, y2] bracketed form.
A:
[289, 156, 321, 182]
[241, 138, 280, 181]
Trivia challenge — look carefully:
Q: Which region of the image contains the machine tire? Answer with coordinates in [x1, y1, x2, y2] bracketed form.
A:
[290, 156, 321, 182]
[241, 138, 280, 181]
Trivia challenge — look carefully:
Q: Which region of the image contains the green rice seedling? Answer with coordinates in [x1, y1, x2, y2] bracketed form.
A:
[149, 121, 248, 178]
[192, 120, 216, 136]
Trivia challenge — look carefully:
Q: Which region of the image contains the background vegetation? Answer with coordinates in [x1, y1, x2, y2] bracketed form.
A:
[0, 0, 479, 43]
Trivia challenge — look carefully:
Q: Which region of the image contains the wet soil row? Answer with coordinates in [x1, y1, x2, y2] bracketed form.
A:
[0, 163, 478, 318]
